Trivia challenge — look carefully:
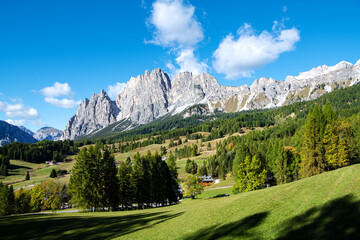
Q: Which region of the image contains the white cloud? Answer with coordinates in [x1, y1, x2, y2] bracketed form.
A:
[0, 100, 39, 119]
[107, 82, 127, 100]
[175, 49, 208, 75]
[148, 0, 204, 48]
[40, 82, 73, 98]
[147, 0, 207, 75]
[39, 82, 81, 108]
[213, 23, 300, 79]
[44, 97, 81, 109]
[283, 6, 287, 13]
[6, 119, 27, 126]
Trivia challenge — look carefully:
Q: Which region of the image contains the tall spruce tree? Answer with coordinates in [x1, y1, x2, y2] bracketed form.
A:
[0, 182, 15, 216]
[69, 146, 119, 211]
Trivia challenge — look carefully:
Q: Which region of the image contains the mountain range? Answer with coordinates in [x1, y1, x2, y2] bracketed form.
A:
[61, 59, 360, 140]
[0, 121, 38, 146]
[0, 122, 63, 146]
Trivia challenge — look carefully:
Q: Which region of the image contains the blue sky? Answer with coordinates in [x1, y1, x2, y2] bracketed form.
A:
[0, 0, 359, 131]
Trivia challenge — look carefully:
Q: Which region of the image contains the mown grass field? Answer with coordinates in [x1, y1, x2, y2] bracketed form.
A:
[1, 159, 75, 190]
[2, 164, 359, 240]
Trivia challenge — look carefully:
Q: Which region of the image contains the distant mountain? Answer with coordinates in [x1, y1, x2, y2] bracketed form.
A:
[0, 121, 38, 146]
[62, 59, 360, 140]
[18, 126, 35, 136]
[33, 127, 63, 141]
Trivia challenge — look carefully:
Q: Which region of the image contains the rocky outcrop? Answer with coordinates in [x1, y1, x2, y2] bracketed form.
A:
[62, 90, 119, 140]
[62, 59, 360, 140]
[0, 121, 37, 146]
[115, 69, 171, 124]
[33, 127, 63, 141]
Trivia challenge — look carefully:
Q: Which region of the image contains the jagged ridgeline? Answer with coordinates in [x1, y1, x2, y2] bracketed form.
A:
[63, 60, 360, 140]
[75, 77, 360, 144]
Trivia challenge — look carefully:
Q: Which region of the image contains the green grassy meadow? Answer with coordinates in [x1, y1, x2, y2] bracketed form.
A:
[1, 159, 75, 190]
[2, 163, 359, 240]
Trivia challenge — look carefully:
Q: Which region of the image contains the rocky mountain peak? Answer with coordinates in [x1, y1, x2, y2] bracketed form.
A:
[62, 59, 360, 140]
[33, 127, 63, 141]
[62, 89, 119, 140]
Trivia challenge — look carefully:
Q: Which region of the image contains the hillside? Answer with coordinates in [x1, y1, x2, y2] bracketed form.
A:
[0, 121, 37, 146]
[1, 163, 359, 240]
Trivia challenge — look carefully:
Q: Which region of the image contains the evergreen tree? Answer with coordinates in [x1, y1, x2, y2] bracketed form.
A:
[25, 171, 30, 180]
[118, 161, 133, 209]
[50, 169, 57, 178]
[69, 146, 119, 211]
[0, 182, 15, 216]
[0, 163, 8, 176]
[275, 145, 299, 184]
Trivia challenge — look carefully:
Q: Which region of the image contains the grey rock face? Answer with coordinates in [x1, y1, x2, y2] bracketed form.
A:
[0, 121, 37, 146]
[18, 126, 35, 136]
[62, 90, 119, 140]
[115, 68, 171, 124]
[62, 59, 360, 140]
[33, 127, 63, 141]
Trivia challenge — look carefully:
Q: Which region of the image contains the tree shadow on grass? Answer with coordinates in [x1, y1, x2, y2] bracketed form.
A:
[0, 211, 183, 240]
[7, 163, 32, 176]
[185, 212, 269, 240]
[9, 163, 32, 170]
[277, 194, 360, 240]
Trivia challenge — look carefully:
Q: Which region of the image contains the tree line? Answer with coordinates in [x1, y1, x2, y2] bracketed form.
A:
[198, 101, 360, 194]
[69, 145, 179, 211]
[0, 140, 78, 163]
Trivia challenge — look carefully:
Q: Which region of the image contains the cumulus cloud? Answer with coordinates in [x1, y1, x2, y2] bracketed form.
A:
[40, 82, 73, 98]
[175, 49, 208, 75]
[148, 0, 204, 47]
[39, 82, 81, 108]
[6, 119, 27, 126]
[44, 97, 81, 109]
[213, 23, 300, 79]
[107, 82, 127, 100]
[0, 100, 39, 119]
[147, 0, 207, 75]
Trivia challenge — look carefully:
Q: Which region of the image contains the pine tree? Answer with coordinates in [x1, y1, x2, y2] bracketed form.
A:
[25, 171, 30, 180]
[0, 182, 15, 216]
[69, 146, 119, 211]
[50, 169, 57, 178]
[118, 161, 133, 209]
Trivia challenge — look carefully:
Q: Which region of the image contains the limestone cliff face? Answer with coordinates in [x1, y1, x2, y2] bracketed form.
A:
[62, 59, 360, 140]
[62, 90, 119, 140]
[115, 68, 171, 124]
[33, 127, 63, 141]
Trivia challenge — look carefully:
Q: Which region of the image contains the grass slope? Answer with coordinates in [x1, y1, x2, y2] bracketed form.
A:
[2, 164, 360, 240]
[1, 159, 75, 190]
